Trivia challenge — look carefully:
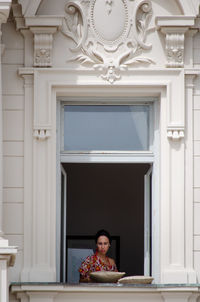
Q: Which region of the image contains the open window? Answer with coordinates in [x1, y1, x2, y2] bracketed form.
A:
[57, 98, 159, 283]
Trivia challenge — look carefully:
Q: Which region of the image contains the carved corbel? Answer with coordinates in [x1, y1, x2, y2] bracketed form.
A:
[33, 129, 51, 140]
[161, 27, 188, 68]
[30, 27, 57, 67]
[156, 16, 195, 68]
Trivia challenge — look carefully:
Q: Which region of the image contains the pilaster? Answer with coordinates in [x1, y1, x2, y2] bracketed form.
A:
[20, 71, 34, 282]
[185, 72, 198, 283]
[0, 0, 12, 245]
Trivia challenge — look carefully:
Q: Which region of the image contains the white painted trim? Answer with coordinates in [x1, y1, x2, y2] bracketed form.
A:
[10, 283, 200, 294]
[60, 165, 67, 282]
[60, 154, 154, 164]
[17, 67, 190, 283]
[144, 166, 152, 276]
[184, 75, 197, 283]
[57, 98, 160, 282]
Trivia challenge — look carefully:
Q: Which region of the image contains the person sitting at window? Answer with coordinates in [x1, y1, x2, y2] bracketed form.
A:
[79, 229, 118, 282]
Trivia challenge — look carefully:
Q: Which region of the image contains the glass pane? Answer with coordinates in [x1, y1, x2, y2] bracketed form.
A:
[63, 105, 150, 151]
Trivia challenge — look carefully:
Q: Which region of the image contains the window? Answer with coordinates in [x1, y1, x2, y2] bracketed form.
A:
[62, 104, 152, 152]
[57, 98, 159, 283]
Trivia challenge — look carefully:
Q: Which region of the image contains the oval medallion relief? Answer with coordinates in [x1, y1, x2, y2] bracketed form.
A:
[91, 0, 128, 44]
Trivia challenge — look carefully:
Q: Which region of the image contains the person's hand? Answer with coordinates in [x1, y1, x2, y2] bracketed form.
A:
[80, 276, 92, 283]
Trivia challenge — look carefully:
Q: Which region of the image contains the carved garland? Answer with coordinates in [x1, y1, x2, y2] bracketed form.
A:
[61, 0, 154, 83]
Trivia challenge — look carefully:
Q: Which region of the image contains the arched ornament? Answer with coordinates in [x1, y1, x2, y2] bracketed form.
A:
[61, 0, 155, 83]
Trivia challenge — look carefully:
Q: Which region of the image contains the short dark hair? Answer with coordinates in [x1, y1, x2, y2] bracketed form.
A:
[95, 229, 112, 244]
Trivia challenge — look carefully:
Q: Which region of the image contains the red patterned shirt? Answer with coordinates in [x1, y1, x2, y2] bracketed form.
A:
[79, 252, 118, 278]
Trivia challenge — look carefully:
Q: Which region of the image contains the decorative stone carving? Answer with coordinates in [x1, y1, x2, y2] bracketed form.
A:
[156, 16, 196, 68]
[30, 27, 57, 67]
[162, 28, 188, 68]
[33, 129, 51, 140]
[61, 0, 154, 83]
[167, 128, 184, 140]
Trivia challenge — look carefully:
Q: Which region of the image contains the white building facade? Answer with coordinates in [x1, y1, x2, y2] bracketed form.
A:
[1, 0, 200, 301]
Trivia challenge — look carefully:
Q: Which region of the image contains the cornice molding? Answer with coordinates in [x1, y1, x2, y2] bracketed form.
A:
[25, 16, 63, 27]
[156, 16, 196, 28]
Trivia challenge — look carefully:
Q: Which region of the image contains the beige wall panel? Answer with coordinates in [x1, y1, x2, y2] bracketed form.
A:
[194, 251, 200, 282]
[194, 32, 200, 48]
[194, 49, 200, 64]
[194, 235, 200, 251]
[3, 111, 24, 141]
[2, 203, 23, 234]
[194, 158, 200, 187]
[3, 95, 24, 110]
[194, 95, 200, 110]
[2, 64, 24, 95]
[3, 157, 24, 188]
[194, 76, 200, 95]
[5, 234, 24, 250]
[194, 141, 200, 156]
[3, 188, 23, 203]
[2, 49, 24, 65]
[3, 142, 24, 156]
[194, 188, 200, 202]
[8, 250, 23, 282]
[194, 111, 200, 140]
[2, 22, 23, 49]
[194, 202, 200, 235]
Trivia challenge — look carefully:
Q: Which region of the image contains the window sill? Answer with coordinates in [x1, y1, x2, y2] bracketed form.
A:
[10, 282, 200, 293]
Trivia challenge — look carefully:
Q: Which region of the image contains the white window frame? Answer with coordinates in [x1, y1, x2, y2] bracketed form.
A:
[56, 97, 160, 282]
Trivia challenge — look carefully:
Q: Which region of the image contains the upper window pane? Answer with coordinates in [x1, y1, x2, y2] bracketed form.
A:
[63, 105, 150, 151]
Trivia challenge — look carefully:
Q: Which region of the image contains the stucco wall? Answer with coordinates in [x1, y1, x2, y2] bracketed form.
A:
[1, 2, 200, 287]
[2, 19, 24, 282]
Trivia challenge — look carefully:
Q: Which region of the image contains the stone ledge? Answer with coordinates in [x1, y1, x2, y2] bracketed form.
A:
[10, 282, 200, 293]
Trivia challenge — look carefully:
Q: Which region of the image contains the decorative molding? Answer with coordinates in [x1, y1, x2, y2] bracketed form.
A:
[166, 33, 184, 67]
[30, 27, 57, 67]
[156, 17, 195, 68]
[33, 129, 51, 140]
[161, 27, 188, 68]
[61, 0, 155, 83]
[167, 128, 184, 140]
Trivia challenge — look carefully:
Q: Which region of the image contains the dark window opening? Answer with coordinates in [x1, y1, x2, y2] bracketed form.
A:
[60, 163, 152, 283]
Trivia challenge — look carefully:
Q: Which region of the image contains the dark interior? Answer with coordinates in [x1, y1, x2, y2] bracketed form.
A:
[62, 162, 150, 277]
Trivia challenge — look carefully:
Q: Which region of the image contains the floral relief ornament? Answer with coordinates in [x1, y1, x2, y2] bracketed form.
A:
[61, 0, 155, 83]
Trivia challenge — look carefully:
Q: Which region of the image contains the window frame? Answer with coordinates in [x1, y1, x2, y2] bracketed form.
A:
[56, 96, 160, 282]
[60, 97, 156, 160]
